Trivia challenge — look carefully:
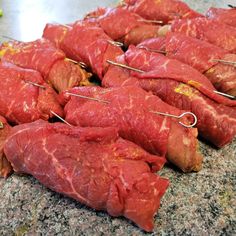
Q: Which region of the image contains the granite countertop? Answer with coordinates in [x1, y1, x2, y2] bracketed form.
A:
[0, 0, 235, 235]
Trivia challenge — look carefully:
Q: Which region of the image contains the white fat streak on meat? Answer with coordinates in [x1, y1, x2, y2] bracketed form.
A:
[4, 80, 37, 122]
[40, 137, 90, 205]
[122, 91, 168, 150]
[177, 19, 197, 36]
[186, 20, 192, 36]
[85, 39, 106, 77]
[190, 46, 204, 65]
[192, 95, 236, 132]
[5, 101, 15, 118]
[159, 117, 169, 132]
[160, 60, 170, 71]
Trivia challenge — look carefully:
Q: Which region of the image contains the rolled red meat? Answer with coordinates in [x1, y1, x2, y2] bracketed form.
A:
[60, 85, 203, 172]
[4, 119, 169, 232]
[123, 0, 202, 24]
[0, 61, 63, 124]
[205, 54, 236, 96]
[43, 23, 123, 79]
[206, 7, 236, 27]
[138, 33, 236, 96]
[102, 47, 236, 147]
[0, 116, 12, 178]
[83, 7, 160, 46]
[0, 39, 91, 92]
[169, 17, 236, 53]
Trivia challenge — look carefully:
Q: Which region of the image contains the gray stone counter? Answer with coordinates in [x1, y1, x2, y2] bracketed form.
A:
[0, 0, 235, 235]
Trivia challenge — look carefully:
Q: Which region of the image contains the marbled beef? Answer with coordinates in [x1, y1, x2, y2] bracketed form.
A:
[0, 38, 91, 92]
[138, 33, 236, 96]
[4, 120, 169, 232]
[102, 47, 236, 147]
[43, 23, 123, 79]
[206, 7, 236, 28]
[83, 7, 160, 46]
[60, 85, 202, 172]
[123, 0, 202, 24]
[0, 62, 63, 124]
[171, 17, 236, 53]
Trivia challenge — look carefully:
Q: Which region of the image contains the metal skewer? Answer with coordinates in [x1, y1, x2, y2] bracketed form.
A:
[0, 35, 16, 41]
[149, 111, 197, 128]
[214, 91, 235, 99]
[107, 40, 124, 47]
[0, 122, 4, 129]
[65, 58, 88, 69]
[228, 4, 236, 9]
[25, 81, 46, 89]
[106, 60, 144, 73]
[137, 19, 163, 24]
[138, 45, 167, 54]
[107, 60, 236, 100]
[66, 92, 109, 104]
[66, 92, 197, 128]
[50, 110, 72, 126]
[212, 59, 236, 67]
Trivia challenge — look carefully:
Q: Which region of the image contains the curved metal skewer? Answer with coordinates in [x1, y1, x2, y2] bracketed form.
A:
[65, 58, 88, 69]
[67, 92, 197, 128]
[149, 111, 198, 128]
[0, 122, 4, 129]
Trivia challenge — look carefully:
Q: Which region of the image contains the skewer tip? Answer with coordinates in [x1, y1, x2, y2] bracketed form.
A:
[214, 90, 235, 100]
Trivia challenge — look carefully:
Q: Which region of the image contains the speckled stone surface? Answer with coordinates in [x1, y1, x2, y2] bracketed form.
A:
[0, 0, 236, 235]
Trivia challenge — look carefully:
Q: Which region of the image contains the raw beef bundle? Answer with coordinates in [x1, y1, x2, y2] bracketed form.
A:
[61, 85, 203, 172]
[0, 38, 91, 92]
[4, 120, 169, 232]
[124, 46, 236, 106]
[0, 61, 63, 124]
[168, 17, 236, 53]
[0, 116, 12, 178]
[83, 7, 160, 46]
[138, 33, 236, 96]
[123, 0, 202, 24]
[43, 23, 123, 79]
[102, 47, 236, 147]
[206, 7, 236, 27]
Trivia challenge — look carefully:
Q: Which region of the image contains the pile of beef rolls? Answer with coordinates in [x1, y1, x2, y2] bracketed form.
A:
[1, 0, 236, 232]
